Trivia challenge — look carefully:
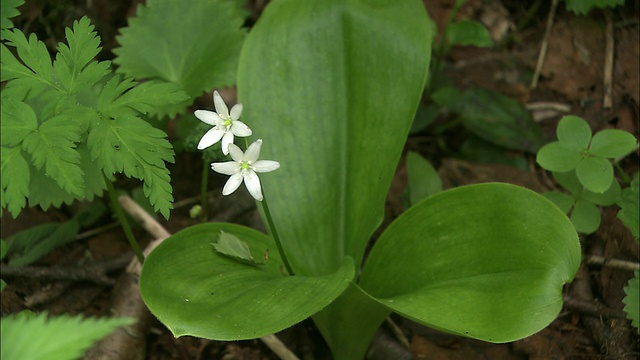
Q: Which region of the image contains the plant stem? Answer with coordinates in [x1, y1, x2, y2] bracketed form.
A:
[104, 176, 145, 264]
[260, 193, 294, 276]
[200, 159, 210, 221]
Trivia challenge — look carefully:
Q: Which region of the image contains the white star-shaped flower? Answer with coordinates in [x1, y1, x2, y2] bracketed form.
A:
[195, 90, 252, 155]
[211, 139, 280, 201]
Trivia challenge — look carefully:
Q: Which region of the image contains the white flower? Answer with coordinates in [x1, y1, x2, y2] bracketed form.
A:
[211, 139, 280, 201]
[195, 90, 252, 155]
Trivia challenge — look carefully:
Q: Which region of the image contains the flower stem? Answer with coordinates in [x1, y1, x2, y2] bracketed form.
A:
[260, 193, 294, 275]
[104, 176, 145, 264]
[200, 159, 210, 221]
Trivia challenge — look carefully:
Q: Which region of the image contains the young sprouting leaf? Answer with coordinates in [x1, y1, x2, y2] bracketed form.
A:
[564, 0, 625, 15]
[0, 312, 134, 360]
[87, 114, 174, 219]
[213, 231, 267, 265]
[445, 20, 493, 47]
[113, 0, 246, 106]
[1, 0, 24, 32]
[406, 151, 442, 206]
[623, 271, 639, 332]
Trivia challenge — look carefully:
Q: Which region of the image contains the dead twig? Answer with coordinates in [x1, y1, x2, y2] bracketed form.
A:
[1, 253, 132, 286]
[563, 295, 627, 319]
[603, 10, 614, 109]
[586, 255, 639, 272]
[530, 0, 559, 89]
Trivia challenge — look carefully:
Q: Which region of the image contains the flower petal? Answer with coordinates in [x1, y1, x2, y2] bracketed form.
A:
[222, 173, 243, 195]
[213, 91, 230, 118]
[228, 143, 244, 162]
[253, 160, 280, 173]
[211, 161, 239, 175]
[221, 132, 235, 155]
[245, 139, 263, 163]
[243, 170, 263, 201]
[230, 121, 252, 137]
[197, 128, 225, 150]
[230, 103, 243, 121]
[194, 110, 221, 125]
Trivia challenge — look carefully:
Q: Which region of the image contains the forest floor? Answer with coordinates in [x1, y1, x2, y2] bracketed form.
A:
[1, 0, 639, 359]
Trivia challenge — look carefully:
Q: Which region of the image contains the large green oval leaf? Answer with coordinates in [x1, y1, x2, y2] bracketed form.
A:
[237, 0, 431, 276]
[359, 183, 581, 343]
[139, 223, 354, 340]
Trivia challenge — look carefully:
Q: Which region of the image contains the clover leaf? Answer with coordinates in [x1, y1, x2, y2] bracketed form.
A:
[537, 115, 637, 193]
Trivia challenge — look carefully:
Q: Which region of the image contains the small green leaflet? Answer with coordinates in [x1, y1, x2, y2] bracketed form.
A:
[212, 231, 268, 266]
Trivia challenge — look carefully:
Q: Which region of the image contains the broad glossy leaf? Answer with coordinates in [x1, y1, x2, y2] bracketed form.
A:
[537, 142, 582, 172]
[588, 129, 637, 158]
[576, 156, 613, 193]
[237, 0, 431, 276]
[140, 223, 354, 340]
[557, 115, 591, 151]
[360, 183, 580, 343]
[457, 89, 545, 153]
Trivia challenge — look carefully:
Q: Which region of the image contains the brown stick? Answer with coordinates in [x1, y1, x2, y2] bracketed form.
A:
[586, 255, 639, 272]
[603, 10, 614, 109]
[530, 0, 559, 89]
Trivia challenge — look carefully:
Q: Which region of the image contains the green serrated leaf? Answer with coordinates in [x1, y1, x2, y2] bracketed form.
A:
[576, 156, 613, 193]
[113, 0, 246, 101]
[103, 79, 190, 118]
[617, 173, 639, 240]
[588, 129, 637, 158]
[1, 31, 56, 94]
[570, 199, 600, 234]
[556, 115, 591, 151]
[213, 231, 267, 265]
[446, 19, 493, 47]
[21, 115, 84, 197]
[623, 271, 639, 332]
[1, 0, 24, 32]
[87, 115, 174, 218]
[0, 98, 38, 147]
[0, 312, 134, 360]
[537, 142, 582, 172]
[1, 146, 30, 217]
[53, 17, 111, 95]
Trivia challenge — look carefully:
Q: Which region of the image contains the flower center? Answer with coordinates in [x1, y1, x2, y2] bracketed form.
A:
[240, 161, 252, 172]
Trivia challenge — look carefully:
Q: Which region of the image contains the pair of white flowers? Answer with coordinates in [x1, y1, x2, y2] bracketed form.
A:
[195, 91, 279, 201]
